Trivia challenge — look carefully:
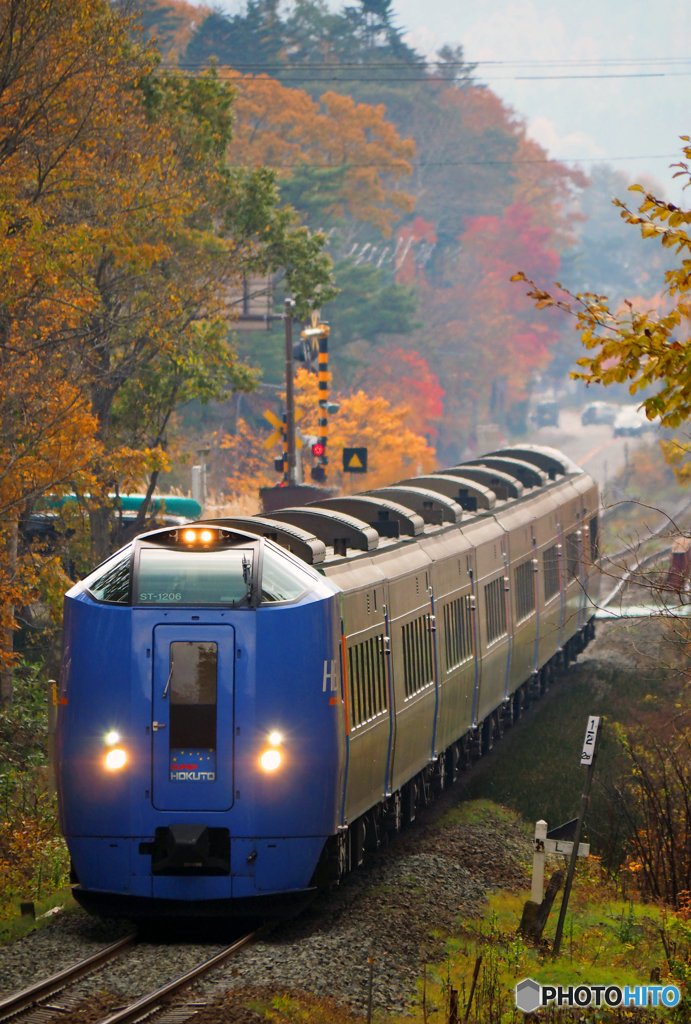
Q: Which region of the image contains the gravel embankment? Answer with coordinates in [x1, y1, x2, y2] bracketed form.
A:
[0, 912, 130, 995]
[0, 804, 528, 1018]
[191, 805, 528, 1016]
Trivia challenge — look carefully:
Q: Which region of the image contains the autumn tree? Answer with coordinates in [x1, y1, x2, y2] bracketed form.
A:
[132, 0, 209, 60]
[513, 138, 691, 473]
[216, 367, 435, 497]
[404, 203, 564, 457]
[218, 69, 419, 385]
[0, 0, 337, 697]
[180, 1, 588, 456]
[225, 72, 416, 238]
[0, 0, 335, 542]
[353, 348, 443, 441]
[218, 416, 277, 502]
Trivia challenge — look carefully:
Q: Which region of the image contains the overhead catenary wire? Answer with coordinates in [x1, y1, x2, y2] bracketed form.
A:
[164, 57, 691, 70]
[160, 68, 691, 82]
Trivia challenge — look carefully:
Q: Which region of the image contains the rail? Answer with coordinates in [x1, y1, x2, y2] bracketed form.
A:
[600, 544, 673, 611]
[95, 930, 257, 1024]
[0, 934, 136, 1021]
[602, 496, 691, 564]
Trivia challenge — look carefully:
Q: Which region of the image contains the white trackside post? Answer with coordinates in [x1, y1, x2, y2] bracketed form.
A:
[531, 820, 547, 903]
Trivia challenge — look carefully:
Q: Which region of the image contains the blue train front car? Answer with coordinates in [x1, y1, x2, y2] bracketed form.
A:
[58, 525, 344, 917]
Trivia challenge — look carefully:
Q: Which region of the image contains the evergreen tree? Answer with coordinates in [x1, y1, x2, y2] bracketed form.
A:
[185, 0, 285, 69]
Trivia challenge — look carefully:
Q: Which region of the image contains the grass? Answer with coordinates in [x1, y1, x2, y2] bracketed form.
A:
[0, 885, 78, 946]
[203, 808, 688, 1023]
[460, 630, 680, 863]
[383, 870, 682, 1023]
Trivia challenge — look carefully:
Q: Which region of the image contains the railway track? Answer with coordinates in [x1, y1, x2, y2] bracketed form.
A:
[0, 935, 135, 1022]
[0, 930, 257, 1024]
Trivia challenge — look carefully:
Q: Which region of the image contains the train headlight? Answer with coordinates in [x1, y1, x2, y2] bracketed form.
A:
[183, 529, 196, 543]
[105, 747, 127, 770]
[260, 749, 281, 772]
[200, 530, 213, 543]
[105, 731, 120, 746]
[268, 731, 282, 746]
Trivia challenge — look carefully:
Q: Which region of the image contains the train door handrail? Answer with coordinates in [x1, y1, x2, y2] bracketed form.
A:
[428, 585, 440, 761]
[383, 597, 396, 795]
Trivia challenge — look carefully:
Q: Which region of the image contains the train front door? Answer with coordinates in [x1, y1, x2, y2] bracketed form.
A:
[151, 625, 235, 811]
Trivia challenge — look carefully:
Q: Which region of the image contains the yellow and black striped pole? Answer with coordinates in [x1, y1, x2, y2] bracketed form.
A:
[282, 412, 288, 482]
[301, 318, 330, 483]
[318, 331, 329, 476]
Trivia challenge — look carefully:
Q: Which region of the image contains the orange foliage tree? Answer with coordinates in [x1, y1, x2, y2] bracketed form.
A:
[355, 348, 444, 442]
[218, 368, 435, 498]
[0, 0, 336, 695]
[296, 368, 436, 490]
[218, 417, 276, 501]
[402, 202, 563, 449]
[225, 72, 416, 236]
[138, 0, 210, 60]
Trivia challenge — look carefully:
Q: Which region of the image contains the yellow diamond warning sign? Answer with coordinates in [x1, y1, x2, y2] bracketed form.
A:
[343, 447, 368, 473]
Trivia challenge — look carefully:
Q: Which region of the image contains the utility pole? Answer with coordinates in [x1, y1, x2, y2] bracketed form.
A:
[552, 715, 602, 957]
[284, 297, 297, 485]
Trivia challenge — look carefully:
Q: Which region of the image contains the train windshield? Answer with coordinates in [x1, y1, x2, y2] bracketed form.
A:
[137, 548, 253, 606]
[261, 543, 318, 603]
[83, 545, 132, 604]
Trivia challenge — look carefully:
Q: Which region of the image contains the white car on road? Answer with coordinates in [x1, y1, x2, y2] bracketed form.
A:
[581, 401, 618, 426]
[613, 406, 654, 437]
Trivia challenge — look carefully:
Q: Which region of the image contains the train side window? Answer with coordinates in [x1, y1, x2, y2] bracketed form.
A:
[565, 531, 580, 579]
[443, 595, 473, 671]
[401, 614, 434, 697]
[514, 559, 536, 622]
[543, 545, 560, 601]
[347, 635, 387, 729]
[83, 545, 132, 604]
[589, 516, 599, 560]
[484, 576, 507, 644]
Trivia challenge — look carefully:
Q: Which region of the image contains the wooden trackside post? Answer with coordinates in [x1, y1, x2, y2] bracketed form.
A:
[464, 955, 482, 1022]
[449, 987, 459, 1024]
[519, 869, 565, 942]
[531, 819, 547, 902]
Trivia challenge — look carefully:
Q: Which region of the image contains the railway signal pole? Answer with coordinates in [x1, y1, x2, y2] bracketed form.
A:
[300, 315, 331, 483]
[284, 297, 297, 485]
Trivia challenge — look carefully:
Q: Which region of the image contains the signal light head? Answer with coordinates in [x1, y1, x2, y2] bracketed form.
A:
[311, 443, 325, 457]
